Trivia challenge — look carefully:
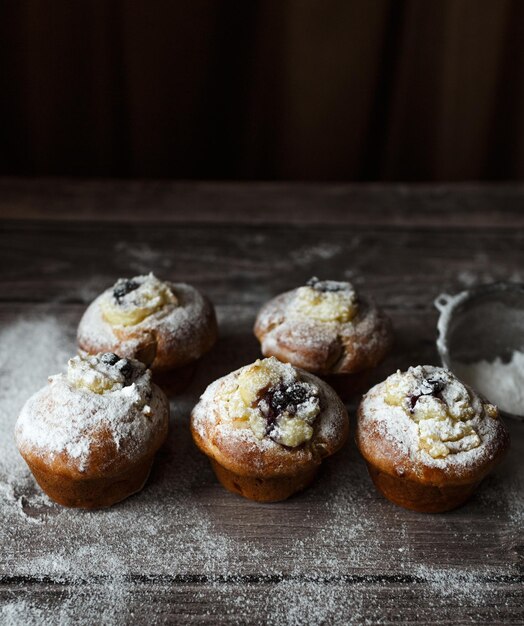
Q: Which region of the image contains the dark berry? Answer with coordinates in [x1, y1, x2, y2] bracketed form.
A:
[267, 382, 310, 415]
[100, 352, 120, 366]
[418, 377, 445, 396]
[409, 377, 446, 412]
[408, 394, 419, 411]
[113, 278, 140, 303]
[259, 381, 314, 436]
[286, 382, 310, 406]
[264, 412, 278, 436]
[306, 277, 345, 293]
[268, 388, 288, 414]
[116, 358, 134, 380]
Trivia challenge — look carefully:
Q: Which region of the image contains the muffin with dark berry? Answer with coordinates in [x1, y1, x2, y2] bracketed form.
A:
[190, 356, 349, 502]
[356, 365, 509, 512]
[254, 278, 393, 397]
[77, 273, 218, 392]
[15, 352, 169, 508]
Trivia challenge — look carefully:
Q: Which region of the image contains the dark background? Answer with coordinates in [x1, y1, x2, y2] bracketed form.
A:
[1, 0, 524, 181]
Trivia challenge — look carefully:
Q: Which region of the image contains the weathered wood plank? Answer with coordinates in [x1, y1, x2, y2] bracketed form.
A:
[1, 220, 522, 306]
[1, 301, 522, 624]
[2, 577, 524, 624]
[1, 178, 524, 226]
[1, 193, 523, 624]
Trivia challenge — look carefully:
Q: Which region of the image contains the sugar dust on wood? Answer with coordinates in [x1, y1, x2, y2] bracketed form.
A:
[1, 312, 523, 625]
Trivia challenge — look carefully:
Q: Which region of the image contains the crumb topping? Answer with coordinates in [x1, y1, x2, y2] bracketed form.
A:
[100, 273, 178, 327]
[288, 277, 358, 323]
[383, 365, 496, 458]
[217, 357, 320, 447]
[67, 352, 145, 394]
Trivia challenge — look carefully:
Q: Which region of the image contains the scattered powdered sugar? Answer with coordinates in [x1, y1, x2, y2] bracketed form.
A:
[114, 241, 173, 273]
[191, 362, 346, 457]
[0, 317, 74, 480]
[77, 280, 214, 362]
[255, 288, 391, 375]
[289, 242, 343, 266]
[457, 270, 494, 288]
[412, 563, 495, 603]
[453, 351, 524, 417]
[358, 367, 505, 473]
[15, 356, 165, 472]
[1, 311, 523, 624]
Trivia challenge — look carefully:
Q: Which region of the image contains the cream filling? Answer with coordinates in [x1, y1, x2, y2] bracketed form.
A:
[383, 366, 491, 458]
[288, 283, 357, 323]
[67, 353, 141, 394]
[218, 357, 320, 447]
[101, 273, 178, 327]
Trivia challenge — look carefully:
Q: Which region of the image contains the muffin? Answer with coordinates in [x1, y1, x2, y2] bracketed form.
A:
[190, 356, 349, 502]
[77, 273, 217, 391]
[254, 277, 393, 397]
[15, 352, 169, 508]
[356, 365, 509, 512]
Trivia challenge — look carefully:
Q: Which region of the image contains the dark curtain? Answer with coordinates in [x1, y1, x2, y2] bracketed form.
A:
[1, 0, 523, 180]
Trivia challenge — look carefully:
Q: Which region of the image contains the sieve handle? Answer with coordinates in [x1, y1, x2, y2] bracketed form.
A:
[434, 293, 452, 313]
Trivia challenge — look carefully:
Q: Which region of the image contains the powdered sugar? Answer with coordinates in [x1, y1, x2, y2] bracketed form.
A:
[358, 367, 506, 473]
[289, 279, 358, 323]
[79, 281, 203, 346]
[0, 316, 74, 480]
[101, 273, 177, 327]
[78, 280, 215, 364]
[191, 363, 346, 456]
[0, 311, 522, 624]
[453, 351, 524, 417]
[255, 287, 392, 374]
[15, 355, 165, 472]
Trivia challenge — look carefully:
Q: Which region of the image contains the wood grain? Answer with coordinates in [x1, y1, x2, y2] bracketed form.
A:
[2, 178, 524, 226]
[0, 182, 523, 625]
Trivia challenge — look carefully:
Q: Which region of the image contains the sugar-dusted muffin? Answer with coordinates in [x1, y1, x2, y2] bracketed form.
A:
[77, 273, 217, 390]
[254, 278, 393, 396]
[190, 356, 349, 502]
[15, 352, 169, 508]
[356, 365, 509, 512]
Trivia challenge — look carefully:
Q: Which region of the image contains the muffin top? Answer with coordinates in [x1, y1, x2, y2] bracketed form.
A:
[288, 278, 359, 323]
[81, 274, 206, 338]
[100, 273, 178, 327]
[254, 278, 392, 374]
[77, 274, 216, 367]
[191, 357, 348, 474]
[15, 352, 168, 475]
[357, 365, 509, 481]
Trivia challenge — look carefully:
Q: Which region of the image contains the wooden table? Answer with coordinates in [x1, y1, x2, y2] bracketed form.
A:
[1, 179, 523, 624]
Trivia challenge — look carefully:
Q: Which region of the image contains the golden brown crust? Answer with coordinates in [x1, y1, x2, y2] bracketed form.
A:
[17, 380, 170, 508]
[23, 452, 158, 509]
[356, 402, 509, 487]
[191, 418, 337, 478]
[190, 367, 349, 490]
[363, 463, 482, 513]
[355, 377, 510, 512]
[210, 459, 319, 502]
[254, 290, 393, 375]
[77, 282, 218, 372]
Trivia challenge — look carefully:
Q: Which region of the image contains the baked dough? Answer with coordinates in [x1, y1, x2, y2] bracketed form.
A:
[15, 352, 169, 508]
[191, 356, 349, 502]
[254, 278, 393, 375]
[77, 273, 218, 376]
[356, 365, 509, 512]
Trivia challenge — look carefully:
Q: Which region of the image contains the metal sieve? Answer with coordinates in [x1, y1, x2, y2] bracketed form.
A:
[435, 282, 524, 421]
